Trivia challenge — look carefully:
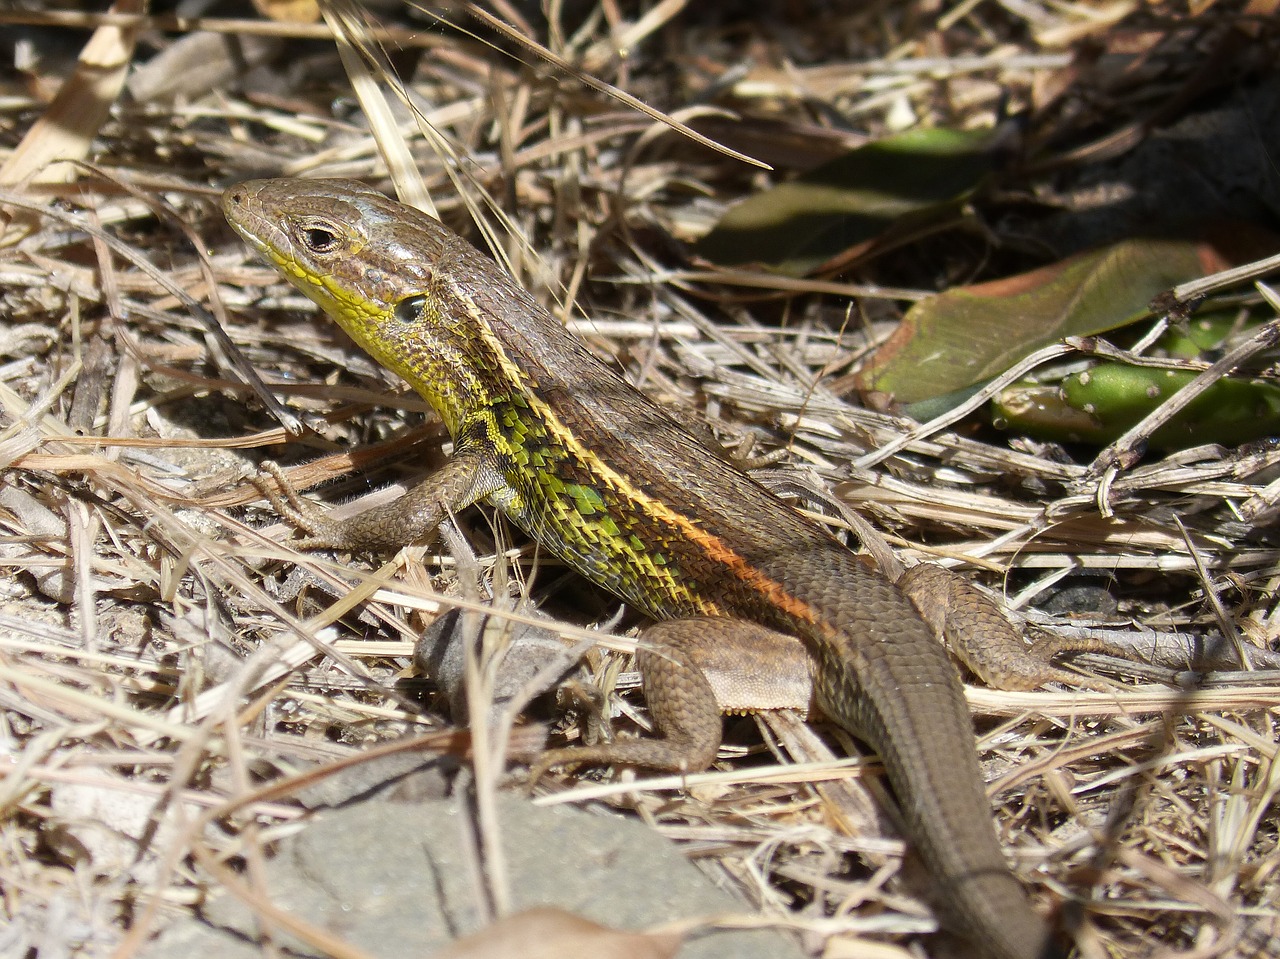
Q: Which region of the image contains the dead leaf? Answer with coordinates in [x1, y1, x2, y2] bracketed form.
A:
[250, 0, 321, 24]
[433, 907, 684, 959]
[0, 0, 141, 190]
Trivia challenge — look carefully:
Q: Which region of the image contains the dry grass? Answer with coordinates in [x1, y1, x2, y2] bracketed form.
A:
[0, 1, 1278, 957]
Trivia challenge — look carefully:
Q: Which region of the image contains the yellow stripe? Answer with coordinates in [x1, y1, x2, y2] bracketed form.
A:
[452, 284, 822, 632]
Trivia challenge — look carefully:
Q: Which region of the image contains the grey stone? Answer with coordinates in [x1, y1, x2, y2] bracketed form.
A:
[142, 794, 803, 959]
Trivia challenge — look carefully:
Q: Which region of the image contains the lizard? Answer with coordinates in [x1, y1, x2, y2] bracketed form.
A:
[222, 177, 1068, 959]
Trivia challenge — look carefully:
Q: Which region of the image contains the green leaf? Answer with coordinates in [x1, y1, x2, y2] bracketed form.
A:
[858, 233, 1253, 407]
[694, 127, 998, 276]
[994, 363, 1280, 449]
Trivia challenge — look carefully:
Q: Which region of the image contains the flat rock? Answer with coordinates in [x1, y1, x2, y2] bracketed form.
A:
[142, 793, 804, 959]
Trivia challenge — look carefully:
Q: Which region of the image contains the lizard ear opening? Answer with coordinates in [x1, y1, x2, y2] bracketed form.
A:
[393, 294, 427, 324]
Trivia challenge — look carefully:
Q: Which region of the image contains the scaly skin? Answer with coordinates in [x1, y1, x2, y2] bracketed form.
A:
[223, 178, 1061, 959]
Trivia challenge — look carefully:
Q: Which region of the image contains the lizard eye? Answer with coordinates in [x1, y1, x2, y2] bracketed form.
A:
[299, 222, 339, 253]
[394, 294, 427, 324]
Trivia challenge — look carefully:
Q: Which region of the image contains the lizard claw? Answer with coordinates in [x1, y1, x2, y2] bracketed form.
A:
[251, 461, 338, 549]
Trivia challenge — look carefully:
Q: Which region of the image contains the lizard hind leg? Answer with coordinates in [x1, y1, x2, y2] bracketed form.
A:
[897, 562, 1113, 691]
[530, 617, 815, 781]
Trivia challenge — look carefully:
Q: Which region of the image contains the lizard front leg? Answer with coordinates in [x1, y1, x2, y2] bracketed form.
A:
[254, 446, 505, 553]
